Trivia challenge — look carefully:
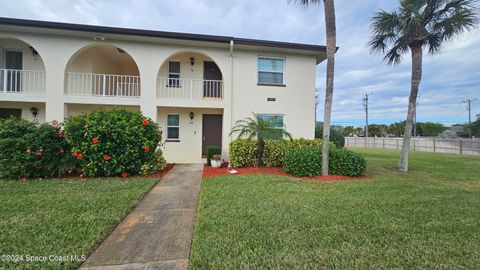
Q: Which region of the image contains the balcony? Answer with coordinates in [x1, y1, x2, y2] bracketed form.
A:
[157, 77, 223, 100]
[65, 72, 141, 98]
[0, 69, 45, 96]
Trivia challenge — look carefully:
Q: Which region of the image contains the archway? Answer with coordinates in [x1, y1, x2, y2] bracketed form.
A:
[156, 51, 223, 100]
[64, 44, 140, 97]
[0, 37, 46, 94]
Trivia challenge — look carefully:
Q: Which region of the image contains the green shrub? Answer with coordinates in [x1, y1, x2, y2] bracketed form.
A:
[329, 148, 367, 176]
[230, 138, 335, 168]
[0, 118, 73, 180]
[206, 146, 222, 165]
[64, 109, 163, 177]
[282, 147, 322, 177]
[140, 149, 167, 175]
[229, 139, 257, 167]
[315, 125, 345, 148]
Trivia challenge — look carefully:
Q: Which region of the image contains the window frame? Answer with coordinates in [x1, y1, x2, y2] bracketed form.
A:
[167, 60, 181, 88]
[166, 114, 180, 141]
[257, 56, 286, 86]
[257, 114, 285, 129]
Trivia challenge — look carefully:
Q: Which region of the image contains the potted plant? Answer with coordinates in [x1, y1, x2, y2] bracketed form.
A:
[211, 154, 222, 168]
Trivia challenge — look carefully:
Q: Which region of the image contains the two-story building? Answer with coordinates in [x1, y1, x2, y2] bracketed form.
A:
[0, 17, 326, 163]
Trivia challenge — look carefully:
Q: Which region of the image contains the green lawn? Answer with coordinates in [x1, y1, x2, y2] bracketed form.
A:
[190, 149, 480, 269]
[0, 177, 158, 270]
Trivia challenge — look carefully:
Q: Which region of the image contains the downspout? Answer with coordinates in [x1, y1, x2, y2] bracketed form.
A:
[229, 39, 234, 136]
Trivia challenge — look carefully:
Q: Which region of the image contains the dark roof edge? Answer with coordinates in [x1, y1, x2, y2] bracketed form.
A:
[0, 17, 326, 52]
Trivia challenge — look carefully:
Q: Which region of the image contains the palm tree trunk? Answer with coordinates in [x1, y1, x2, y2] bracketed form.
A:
[321, 0, 336, 176]
[257, 139, 265, 167]
[399, 45, 422, 172]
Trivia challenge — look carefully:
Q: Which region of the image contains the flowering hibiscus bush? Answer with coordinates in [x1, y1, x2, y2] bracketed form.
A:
[0, 118, 73, 180]
[64, 109, 163, 177]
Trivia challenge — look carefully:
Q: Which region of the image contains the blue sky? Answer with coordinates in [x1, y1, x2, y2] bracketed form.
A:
[2, 0, 479, 126]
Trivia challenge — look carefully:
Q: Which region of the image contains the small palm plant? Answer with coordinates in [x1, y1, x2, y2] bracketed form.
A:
[230, 113, 292, 166]
[368, 0, 478, 172]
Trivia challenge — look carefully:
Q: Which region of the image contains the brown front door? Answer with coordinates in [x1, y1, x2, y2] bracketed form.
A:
[202, 114, 223, 156]
[203, 61, 222, 98]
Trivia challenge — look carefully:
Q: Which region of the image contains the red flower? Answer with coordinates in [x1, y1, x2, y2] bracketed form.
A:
[35, 151, 43, 157]
[103, 155, 111, 161]
[76, 154, 84, 160]
[121, 172, 129, 178]
[51, 120, 59, 126]
[58, 130, 66, 137]
[142, 119, 148, 126]
[92, 137, 99, 144]
[72, 150, 78, 157]
[20, 178, 28, 182]
[143, 146, 151, 152]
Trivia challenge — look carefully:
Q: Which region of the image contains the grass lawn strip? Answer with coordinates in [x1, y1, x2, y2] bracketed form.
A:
[190, 149, 480, 269]
[0, 177, 159, 269]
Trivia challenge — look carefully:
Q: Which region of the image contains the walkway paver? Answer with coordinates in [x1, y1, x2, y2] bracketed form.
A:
[81, 164, 203, 270]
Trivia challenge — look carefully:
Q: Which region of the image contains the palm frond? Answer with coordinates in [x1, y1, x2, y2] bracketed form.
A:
[288, 0, 323, 6]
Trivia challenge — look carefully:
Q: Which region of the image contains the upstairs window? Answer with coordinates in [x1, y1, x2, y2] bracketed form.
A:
[257, 57, 285, 85]
[168, 61, 180, 87]
[167, 114, 180, 140]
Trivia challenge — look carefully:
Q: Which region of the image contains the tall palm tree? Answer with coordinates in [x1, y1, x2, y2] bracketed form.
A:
[369, 0, 477, 172]
[230, 113, 292, 166]
[290, 0, 336, 176]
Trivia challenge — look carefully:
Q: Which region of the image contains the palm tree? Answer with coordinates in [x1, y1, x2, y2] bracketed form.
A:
[369, 0, 477, 172]
[290, 0, 336, 176]
[230, 113, 292, 166]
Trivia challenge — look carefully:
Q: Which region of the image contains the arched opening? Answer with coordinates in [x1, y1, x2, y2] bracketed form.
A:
[65, 45, 140, 97]
[0, 37, 46, 95]
[157, 51, 223, 100]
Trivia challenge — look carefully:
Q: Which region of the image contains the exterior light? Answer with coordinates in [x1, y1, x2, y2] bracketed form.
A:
[29, 46, 39, 58]
[189, 112, 194, 120]
[29, 107, 38, 118]
[190, 57, 195, 66]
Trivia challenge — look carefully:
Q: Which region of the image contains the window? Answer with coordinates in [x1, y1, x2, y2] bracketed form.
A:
[167, 115, 180, 140]
[0, 108, 22, 119]
[168, 61, 180, 87]
[257, 57, 284, 85]
[257, 114, 285, 139]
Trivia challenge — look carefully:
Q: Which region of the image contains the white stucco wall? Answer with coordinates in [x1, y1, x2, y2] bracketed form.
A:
[157, 107, 223, 163]
[0, 101, 45, 122]
[0, 28, 320, 163]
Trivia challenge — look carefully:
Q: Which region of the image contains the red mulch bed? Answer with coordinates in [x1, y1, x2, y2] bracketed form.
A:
[203, 163, 368, 182]
[60, 164, 175, 180]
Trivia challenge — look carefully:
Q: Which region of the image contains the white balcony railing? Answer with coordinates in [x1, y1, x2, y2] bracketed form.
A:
[157, 77, 223, 100]
[0, 69, 45, 95]
[65, 72, 141, 97]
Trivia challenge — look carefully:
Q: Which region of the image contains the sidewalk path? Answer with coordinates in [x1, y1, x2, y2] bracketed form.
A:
[81, 163, 203, 270]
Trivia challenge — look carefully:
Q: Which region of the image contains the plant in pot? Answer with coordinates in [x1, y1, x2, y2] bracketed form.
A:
[211, 154, 222, 168]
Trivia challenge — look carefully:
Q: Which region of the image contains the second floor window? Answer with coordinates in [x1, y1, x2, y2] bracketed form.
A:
[257, 57, 284, 85]
[168, 61, 180, 87]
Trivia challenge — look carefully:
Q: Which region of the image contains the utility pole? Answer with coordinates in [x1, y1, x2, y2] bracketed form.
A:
[363, 93, 369, 137]
[462, 98, 477, 138]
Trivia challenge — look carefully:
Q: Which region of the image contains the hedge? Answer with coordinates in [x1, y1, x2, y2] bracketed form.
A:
[282, 146, 322, 177]
[229, 139, 335, 168]
[0, 118, 73, 180]
[328, 148, 367, 177]
[64, 109, 164, 177]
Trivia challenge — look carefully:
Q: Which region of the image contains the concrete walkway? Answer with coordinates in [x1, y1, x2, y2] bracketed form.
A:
[81, 164, 203, 270]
